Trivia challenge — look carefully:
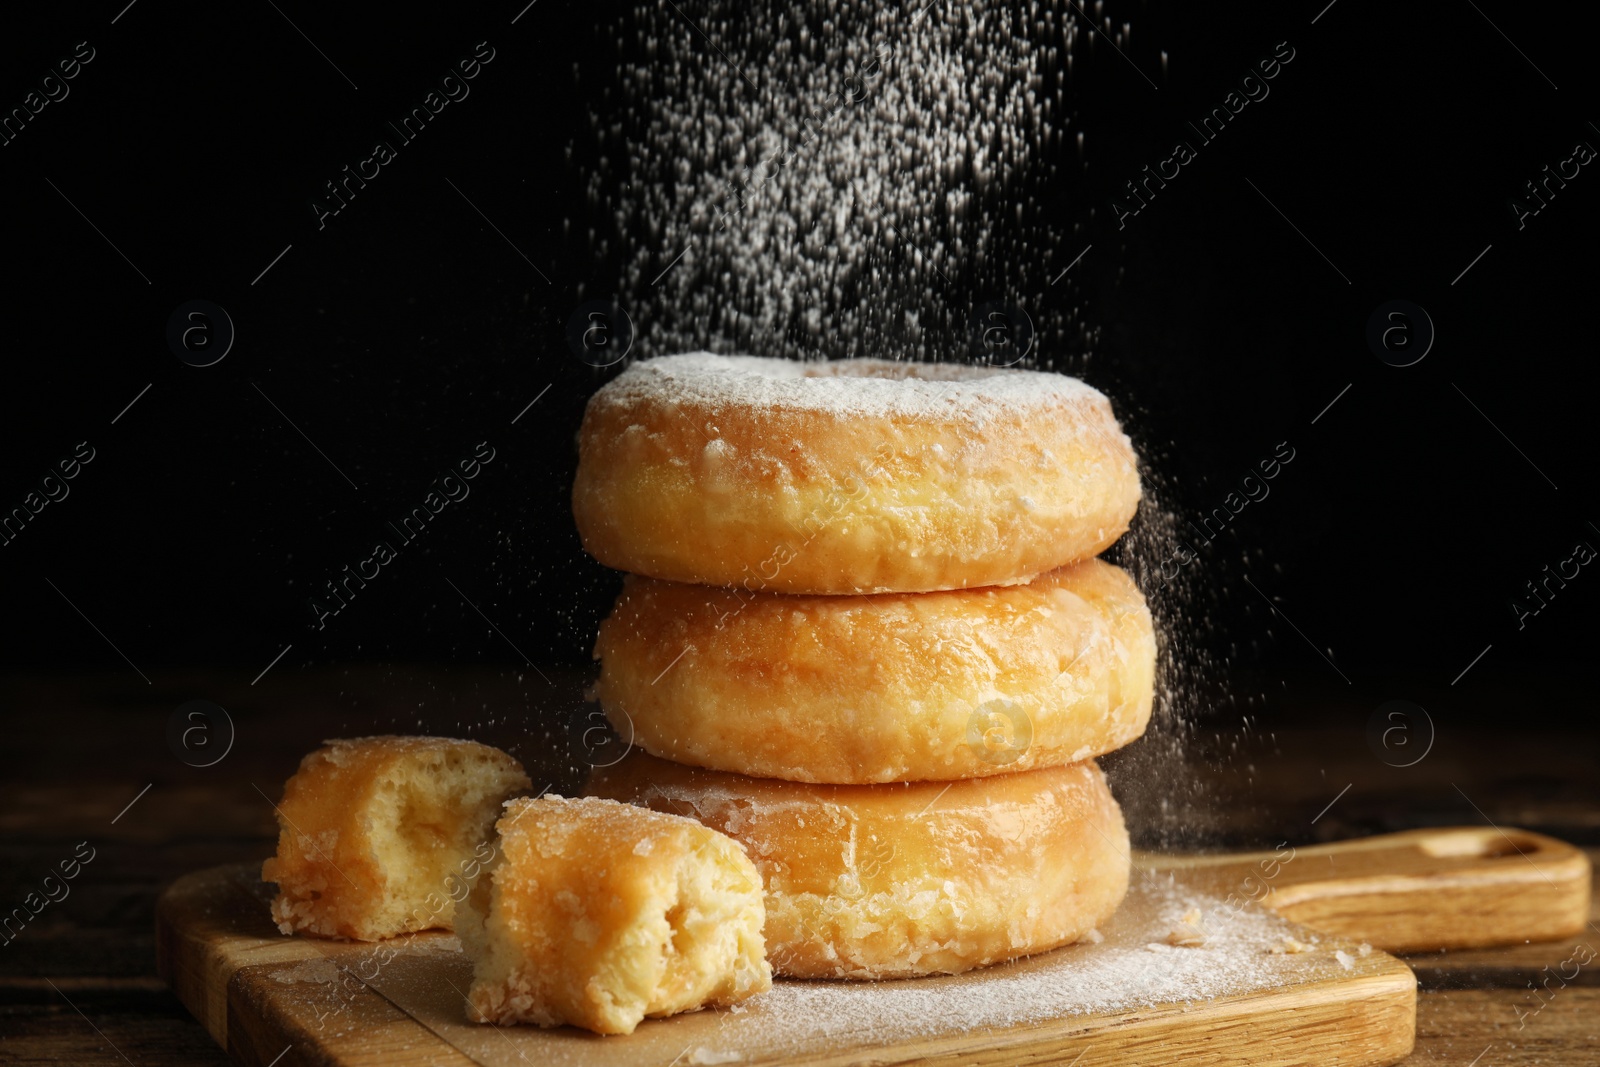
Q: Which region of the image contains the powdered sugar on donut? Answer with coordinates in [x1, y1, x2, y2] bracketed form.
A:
[592, 353, 1107, 421]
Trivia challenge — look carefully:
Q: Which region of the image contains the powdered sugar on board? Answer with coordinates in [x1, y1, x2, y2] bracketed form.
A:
[744, 875, 1347, 1040]
[363, 874, 1392, 1067]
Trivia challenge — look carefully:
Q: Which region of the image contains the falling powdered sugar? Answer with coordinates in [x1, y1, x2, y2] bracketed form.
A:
[579, 0, 1129, 365]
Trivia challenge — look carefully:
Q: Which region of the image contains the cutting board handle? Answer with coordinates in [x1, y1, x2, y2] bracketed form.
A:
[1140, 826, 1593, 953]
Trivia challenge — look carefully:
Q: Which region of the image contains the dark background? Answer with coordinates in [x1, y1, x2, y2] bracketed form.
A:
[1, 0, 1594, 767]
[4, 8, 1597, 1061]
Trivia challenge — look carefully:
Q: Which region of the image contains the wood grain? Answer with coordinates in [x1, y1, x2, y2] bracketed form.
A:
[158, 862, 1418, 1067]
[9, 667, 1599, 1064]
[1142, 827, 1593, 953]
[1401, 988, 1600, 1065]
[153, 826, 1594, 1067]
[155, 865, 479, 1067]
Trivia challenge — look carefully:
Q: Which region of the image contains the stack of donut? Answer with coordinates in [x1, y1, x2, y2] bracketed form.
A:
[575, 353, 1154, 979]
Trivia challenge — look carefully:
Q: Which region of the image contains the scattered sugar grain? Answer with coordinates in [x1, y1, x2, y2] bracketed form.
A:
[270, 958, 340, 984]
[581, 0, 1129, 366]
[688, 1050, 744, 1065]
[743, 880, 1365, 1050]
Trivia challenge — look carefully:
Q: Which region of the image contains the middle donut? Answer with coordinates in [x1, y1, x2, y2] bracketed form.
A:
[594, 557, 1155, 784]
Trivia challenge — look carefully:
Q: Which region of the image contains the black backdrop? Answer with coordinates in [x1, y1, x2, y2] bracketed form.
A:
[2, 1, 1595, 733]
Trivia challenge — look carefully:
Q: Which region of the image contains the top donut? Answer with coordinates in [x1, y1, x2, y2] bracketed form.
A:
[573, 354, 1141, 594]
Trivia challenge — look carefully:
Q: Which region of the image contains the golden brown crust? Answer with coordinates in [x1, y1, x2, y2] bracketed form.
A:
[460, 795, 771, 1035]
[261, 736, 530, 941]
[595, 558, 1154, 784]
[572, 355, 1140, 593]
[588, 753, 1130, 979]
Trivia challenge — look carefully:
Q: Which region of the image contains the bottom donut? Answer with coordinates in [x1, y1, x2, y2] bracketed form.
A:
[588, 752, 1130, 980]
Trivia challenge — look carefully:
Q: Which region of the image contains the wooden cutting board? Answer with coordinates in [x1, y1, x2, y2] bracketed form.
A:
[155, 827, 1589, 1067]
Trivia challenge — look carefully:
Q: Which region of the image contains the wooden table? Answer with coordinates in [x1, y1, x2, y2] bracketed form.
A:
[3, 667, 1596, 1065]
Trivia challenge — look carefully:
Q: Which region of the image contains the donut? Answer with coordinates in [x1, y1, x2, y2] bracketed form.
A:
[262, 736, 531, 941]
[595, 557, 1154, 784]
[458, 795, 771, 1035]
[588, 752, 1130, 979]
[572, 353, 1140, 594]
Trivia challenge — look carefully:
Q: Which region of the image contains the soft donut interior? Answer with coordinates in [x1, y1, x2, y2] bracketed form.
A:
[648, 835, 770, 1016]
[356, 747, 515, 932]
[460, 801, 768, 1034]
[264, 740, 528, 940]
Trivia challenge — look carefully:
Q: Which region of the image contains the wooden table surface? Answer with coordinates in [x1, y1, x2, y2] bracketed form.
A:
[2, 667, 1597, 1065]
